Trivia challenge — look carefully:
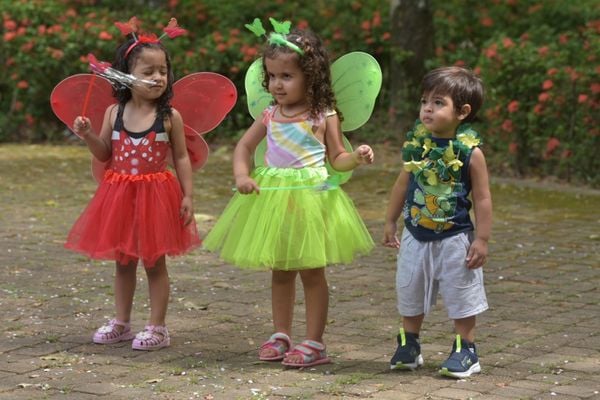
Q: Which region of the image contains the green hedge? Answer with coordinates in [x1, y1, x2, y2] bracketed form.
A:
[1, 0, 598, 185]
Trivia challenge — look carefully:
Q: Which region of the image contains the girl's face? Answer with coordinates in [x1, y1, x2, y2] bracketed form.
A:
[265, 53, 308, 110]
[419, 92, 464, 138]
[130, 48, 168, 99]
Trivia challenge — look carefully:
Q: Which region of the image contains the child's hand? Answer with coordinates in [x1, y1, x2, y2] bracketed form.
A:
[73, 116, 92, 137]
[466, 237, 488, 269]
[235, 175, 260, 195]
[382, 221, 400, 248]
[353, 145, 374, 165]
[180, 196, 194, 225]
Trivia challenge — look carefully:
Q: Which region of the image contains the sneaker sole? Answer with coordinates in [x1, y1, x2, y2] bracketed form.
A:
[390, 354, 423, 371]
[439, 362, 481, 378]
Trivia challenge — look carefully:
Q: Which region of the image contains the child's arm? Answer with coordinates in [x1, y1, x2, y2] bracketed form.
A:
[233, 119, 266, 194]
[383, 169, 409, 249]
[324, 114, 374, 171]
[73, 105, 115, 162]
[467, 147, 492, 269]
[169, 108, 194, 225]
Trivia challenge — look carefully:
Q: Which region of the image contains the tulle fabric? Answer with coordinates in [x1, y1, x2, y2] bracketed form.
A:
[203, 166, 374, 270]
[65, 169, 201, 267]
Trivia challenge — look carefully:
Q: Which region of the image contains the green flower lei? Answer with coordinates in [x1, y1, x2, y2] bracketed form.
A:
[401, 120, 482, 186]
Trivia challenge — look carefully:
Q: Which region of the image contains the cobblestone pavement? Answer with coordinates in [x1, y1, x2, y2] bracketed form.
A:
[1, 144, 599, 399]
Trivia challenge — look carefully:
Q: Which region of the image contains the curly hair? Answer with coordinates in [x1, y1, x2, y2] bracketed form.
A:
[421, 66, 484, 123]
[261, 29, 339, 121]
[112, 37, 174, 121]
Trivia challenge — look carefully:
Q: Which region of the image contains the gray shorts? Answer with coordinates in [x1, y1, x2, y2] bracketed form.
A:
[396, 228, 488, 319]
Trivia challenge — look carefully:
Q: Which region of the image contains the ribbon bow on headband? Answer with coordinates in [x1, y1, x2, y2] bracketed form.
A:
[245, 17, 304, 55]
[114, 16, 187, 57]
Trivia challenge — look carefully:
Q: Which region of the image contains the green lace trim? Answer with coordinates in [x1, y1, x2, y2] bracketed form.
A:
[401, 120, 482, 186]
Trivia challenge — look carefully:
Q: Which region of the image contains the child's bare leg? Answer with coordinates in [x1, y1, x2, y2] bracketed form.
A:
[299, 268, 328, 343]
[282, 268, 328, 364]
[403, 314, 425, 335]
[453, 315, 476, 342]
[145, 256, 169, 327]
[259, 270, 297, 358]
[114, 260, 137, 327]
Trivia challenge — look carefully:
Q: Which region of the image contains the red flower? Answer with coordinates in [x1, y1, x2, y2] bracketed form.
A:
[507, 100, 519, 113]
[542, 80, 553, 90]
[538, 92, 550, 103]
[17, 80, 29, 89]
[545, 137, 560, 155]
[533, 104, 544, 115]
[3, 19, 17, 31]
[508, 142, 518, 154]
[547, 68, 558, 76]
[501, 119, 514, 133]
[361, 20, 371, 31]
[578, 94, 588, 104]
[297, 20, 309, 30]
[591, 82, 600, 94]
[454, 60, 465, 67]
[381, 32, 391, 41]
[484, 43, 497, 59]
[480, 17, 493, 27]
[3, 31, 16, 41]
[502, 37, 515, 48]
[372, 11, 382, 27]
[98, 31, 113, 40]
[538, 46, 549, 56]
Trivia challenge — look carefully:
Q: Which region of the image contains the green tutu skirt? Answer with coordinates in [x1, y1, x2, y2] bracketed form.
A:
[203, 166, 374, 270]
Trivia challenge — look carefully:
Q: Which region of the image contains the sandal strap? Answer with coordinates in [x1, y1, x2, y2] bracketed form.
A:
[260, 332, 291, 351]
[287, 340, 326, 361]
[97, 319, 131, 335]
[135, 325, 169, 344]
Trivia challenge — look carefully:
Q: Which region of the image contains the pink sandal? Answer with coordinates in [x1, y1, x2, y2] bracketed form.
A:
[282, 340, 331, 368]
[259, 332, 292, 361]
[132, 325, 170, 351]
[93, 319, 135, 344]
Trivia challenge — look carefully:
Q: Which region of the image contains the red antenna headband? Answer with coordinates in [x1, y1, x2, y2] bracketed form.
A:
[114, 16, 187, 58]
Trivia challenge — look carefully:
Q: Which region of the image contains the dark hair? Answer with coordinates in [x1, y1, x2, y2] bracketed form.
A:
[261, 29, 338, 121]
[421, 66, 484, 122]
[112, 37, 174, 120]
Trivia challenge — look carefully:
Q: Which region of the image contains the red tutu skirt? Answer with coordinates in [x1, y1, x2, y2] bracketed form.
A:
[65, 169, 201, 267]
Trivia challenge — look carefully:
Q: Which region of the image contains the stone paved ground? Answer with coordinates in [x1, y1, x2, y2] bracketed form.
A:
[0, 144, 599, 400]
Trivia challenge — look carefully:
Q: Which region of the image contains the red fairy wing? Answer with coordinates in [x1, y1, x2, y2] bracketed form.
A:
[50, 74, 115, 137]
[166, 125, 209, 171]
[172, 72, 237, 135]
[91, 157, 109, 184]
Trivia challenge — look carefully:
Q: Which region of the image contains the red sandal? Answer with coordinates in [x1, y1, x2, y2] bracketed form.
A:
[282, 340, 331, 368]
[259, 332, 292, 361]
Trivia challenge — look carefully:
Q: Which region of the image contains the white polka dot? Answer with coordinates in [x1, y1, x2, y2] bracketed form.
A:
[120, 145, 125, 151]
[149, 157, 153, 162]
[124, 152, 129, 157]
[131, 168, 138, 175]
[156, 151, 161, 157]
[124, 138, 131, 145]
[121, 169, 126, 174]
[131, 158, 139, 166]
[148, 146, 153, 152]
[142, 152, 147, 158]
[142, 138, 149, 145]
[119, 156, 124, 161]
[131, 149, 136, 154]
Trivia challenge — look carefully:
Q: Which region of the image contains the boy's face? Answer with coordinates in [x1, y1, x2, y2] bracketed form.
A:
[419, 92, 467, 138]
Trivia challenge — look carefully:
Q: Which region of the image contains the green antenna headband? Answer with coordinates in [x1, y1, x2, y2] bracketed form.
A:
[245, 17, 305, 55]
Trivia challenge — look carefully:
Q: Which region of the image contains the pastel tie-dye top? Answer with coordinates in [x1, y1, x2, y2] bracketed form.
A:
[261, 105, 333, 168]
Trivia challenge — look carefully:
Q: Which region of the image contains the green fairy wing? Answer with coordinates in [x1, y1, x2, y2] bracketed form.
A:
[245, 58, 273, 120]
[332, 51, 382, 132]
[246, 52, 381, 186]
